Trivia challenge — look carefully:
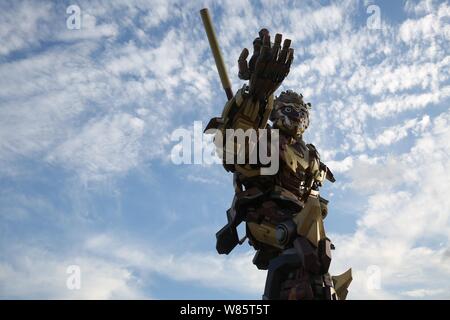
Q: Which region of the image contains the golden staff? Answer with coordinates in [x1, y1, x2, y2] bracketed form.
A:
[200, 8, 233, 100]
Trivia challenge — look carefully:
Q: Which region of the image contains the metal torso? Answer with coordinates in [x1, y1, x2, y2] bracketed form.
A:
[243, 133, 327, 250]
[279, 136, 316, 200]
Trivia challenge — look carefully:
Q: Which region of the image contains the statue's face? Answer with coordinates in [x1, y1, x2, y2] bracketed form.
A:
[272, 102, 309, 138]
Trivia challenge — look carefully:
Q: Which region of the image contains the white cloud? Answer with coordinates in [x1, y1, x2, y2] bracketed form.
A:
[0, 245, 146, 299]
[0, 2, 211, 181]
[399, 2, 450, 43]
[401, 288, 445, 298]
[330, 109, 450, 299]
[57, 13, 118, 41]
[404, 0, 434, 16]
[0, 233, 266, 299]
[327, 156, 354, 173]
[46, 113, 146, 181]
[85, 234, 266, 296]
[369, 86, 450, 119]
[366, 115, 430, 149]
[0, 2, 53, 56]
[288, 4, 344, 42]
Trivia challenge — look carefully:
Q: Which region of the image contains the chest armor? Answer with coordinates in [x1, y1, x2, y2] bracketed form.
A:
[278, 140, 320, 198]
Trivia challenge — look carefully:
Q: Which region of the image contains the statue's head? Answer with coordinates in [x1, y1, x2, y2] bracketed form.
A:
[271, 90, 311, 138]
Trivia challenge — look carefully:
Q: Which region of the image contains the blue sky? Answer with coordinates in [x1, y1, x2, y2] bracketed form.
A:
[0, 0, 449, 299]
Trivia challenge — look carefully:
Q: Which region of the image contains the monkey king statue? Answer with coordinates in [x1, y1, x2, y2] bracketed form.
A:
[201, 9, 352, 300]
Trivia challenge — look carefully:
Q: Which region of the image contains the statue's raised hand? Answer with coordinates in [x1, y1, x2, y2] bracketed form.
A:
[238, 29, 294, 101]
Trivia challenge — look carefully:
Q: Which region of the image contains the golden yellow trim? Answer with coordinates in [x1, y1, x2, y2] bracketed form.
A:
[247, 221, 283, 249]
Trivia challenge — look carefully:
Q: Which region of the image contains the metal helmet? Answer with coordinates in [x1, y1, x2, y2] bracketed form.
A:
[271, 90, 311, 138]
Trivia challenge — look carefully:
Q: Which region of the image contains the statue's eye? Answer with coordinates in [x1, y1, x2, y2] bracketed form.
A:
[284, 107, 292, 113]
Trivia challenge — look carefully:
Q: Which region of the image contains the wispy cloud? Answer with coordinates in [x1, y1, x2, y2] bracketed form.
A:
[331, 109, 450, 299]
